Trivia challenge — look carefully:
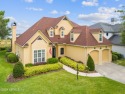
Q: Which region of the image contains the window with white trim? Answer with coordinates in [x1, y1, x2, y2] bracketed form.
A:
[99, 33, 103, 42]
[50, 31, 54, 37]
[70, 32, 74, 42]
[34, 49, 45, 64]
[61, 30, 64, 37]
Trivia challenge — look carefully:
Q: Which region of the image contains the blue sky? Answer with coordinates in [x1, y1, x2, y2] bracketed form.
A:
[0, 0, 124, 34]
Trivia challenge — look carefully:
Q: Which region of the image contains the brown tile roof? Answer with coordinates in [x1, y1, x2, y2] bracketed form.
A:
[65, 26, 111, 46]
[16, 16, 111, 47]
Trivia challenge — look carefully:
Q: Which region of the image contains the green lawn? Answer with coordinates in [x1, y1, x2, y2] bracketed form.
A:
[114, 59, 125, 66]
[0, 51, 125, 94]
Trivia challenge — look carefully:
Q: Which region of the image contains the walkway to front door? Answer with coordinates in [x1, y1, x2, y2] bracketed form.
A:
[96, 63, 125, 84]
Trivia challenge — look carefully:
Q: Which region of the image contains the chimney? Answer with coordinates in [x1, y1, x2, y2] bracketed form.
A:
[11, 22, 17, 53]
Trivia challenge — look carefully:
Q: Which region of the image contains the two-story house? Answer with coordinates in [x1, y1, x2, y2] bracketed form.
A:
[90, 22, 125, 57]
[11, 16, 112, 65]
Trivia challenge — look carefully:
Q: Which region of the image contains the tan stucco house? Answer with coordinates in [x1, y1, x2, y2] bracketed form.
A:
[11, 16, 112, 65]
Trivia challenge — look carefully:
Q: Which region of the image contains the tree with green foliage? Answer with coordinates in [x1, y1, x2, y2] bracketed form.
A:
[0, 11, 11, 39]
[87, 54, 95, 71]
[13, 61, 24, 78]
[116, 6, 125, 44]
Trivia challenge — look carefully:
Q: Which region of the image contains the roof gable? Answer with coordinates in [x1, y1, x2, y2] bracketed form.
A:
[16, 16, 111, 47]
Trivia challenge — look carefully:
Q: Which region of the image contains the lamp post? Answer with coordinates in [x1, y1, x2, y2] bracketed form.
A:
[77, 64, 79, 80]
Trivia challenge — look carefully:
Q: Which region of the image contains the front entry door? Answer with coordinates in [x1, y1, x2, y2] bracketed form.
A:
[52, 47, 56, 58]
[34, 49, 45, 64]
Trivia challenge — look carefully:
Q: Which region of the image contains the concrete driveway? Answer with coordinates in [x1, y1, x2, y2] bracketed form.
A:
[95, 63, 125, 84]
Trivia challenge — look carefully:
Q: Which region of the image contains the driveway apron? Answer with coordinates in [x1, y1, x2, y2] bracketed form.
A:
[95, 63, 125, 84]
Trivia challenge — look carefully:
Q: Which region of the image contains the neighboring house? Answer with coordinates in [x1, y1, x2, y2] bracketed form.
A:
[11, 16, 112, 65]
[109, 35, 125, 57]
[90, 22, 122, 39]
[90, 22, 125, 58]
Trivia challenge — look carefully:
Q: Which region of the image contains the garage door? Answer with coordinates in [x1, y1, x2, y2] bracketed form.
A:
[102, 49, 109, 63]
[90, 50, 99, 64]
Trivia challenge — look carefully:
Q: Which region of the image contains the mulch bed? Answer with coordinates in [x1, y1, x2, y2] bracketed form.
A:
[7, 74, 26, 83]
[7, 69, 63, 83]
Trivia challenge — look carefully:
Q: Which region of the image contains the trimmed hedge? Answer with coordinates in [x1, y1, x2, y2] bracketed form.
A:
[24, 63, 62, 77]
[7, 53, 19, 63]
[25, 63, 34, 67]
[60, 57, 85, 72]
[87, 55, 95, 71]
[47, 58, 58, 64]
[13, 62, 24, 78]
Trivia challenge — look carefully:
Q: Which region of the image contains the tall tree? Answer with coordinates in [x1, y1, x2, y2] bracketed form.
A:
[0, 11, 11, 39]
[116, 6, 125, 44]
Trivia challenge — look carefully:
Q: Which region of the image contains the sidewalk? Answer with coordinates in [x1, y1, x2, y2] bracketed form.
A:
[63, 64, 102, 77]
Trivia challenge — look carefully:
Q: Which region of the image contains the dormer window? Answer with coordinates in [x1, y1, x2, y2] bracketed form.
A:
[60, 27, 65, 38]
[99, 33, 103, 42]
[70, 32, 74, 42]
[50, 30, 54, 37]
[61, 31, 64, 37]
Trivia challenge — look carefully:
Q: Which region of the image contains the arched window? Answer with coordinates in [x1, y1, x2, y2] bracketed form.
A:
[60, 27, 65, 38]
[70, 32, 74, 42]
[50, 31, 54, 37]
[99, 33, 103, 42]
[61, 31, 64, 37]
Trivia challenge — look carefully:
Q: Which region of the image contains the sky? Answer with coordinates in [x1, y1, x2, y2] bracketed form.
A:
[0, 0, 124, 34]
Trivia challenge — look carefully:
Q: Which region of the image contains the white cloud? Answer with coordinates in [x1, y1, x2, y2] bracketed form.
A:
[71, 0, 76, 2]
[98, 7, 116, 14]
[24, 0, 33, 3]
[5, 17, 16, 22]
[50, 10, 58, 14]
[119, 4, 123, 7]
[6, 16, 31, 34]
[46, 0, 53, 3]
[64, 11, 70, 15]
[78, 7, 120, 24]
[82, 0, 98, 6]
[17, 21, 31, 34]
[26, 7, 43, 11]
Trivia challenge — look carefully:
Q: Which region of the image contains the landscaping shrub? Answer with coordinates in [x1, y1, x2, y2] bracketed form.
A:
[25, 63, 34, 67]
[6, 47, 11, 52]
[60, 57, 85, 72]
[112, 52, 124, 60]
[47, 58, 58, 64]
[24, 63, 62, 77]
[7, 53, 19, 63]
[0, 47, 6, 51]
[112, 54, 118, 61]
[5, 52, 11, 58]
[87, 55, 95, 71]
[13, 61, 24, 78]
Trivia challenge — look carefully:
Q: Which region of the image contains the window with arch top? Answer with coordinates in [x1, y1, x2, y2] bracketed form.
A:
[60, 27, 65, 38]
[50, 30, 54, 37]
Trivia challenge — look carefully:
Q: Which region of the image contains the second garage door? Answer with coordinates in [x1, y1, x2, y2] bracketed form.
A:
[102, 49, 109, 63]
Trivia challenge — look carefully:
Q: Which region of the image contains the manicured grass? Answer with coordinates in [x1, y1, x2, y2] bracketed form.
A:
[114, 59, 125, 66]
[0, 50, 125, 94]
